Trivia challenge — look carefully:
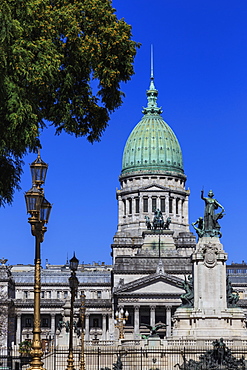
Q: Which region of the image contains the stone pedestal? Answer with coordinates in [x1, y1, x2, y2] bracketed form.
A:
[142, 230, 175, 251]
[145, 336, 162, 347]
[172, 237, 247, 340]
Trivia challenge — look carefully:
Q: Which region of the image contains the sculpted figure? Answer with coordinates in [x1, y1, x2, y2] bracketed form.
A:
[180, 275, 194, 307]
[164, 216, 171, 230]
[201, 190, 224, 232]
[194, 190, 225, 238]
[226, 275, 239, 307]
[144, 215, 152, 230]
[141, 322, 167, 338]
[153, 209, 164, 229]
[192, 217, 204, 238]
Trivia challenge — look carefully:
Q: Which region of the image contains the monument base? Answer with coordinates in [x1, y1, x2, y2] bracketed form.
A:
[172, 307, 247, 340]
[144, 336, 163, 347]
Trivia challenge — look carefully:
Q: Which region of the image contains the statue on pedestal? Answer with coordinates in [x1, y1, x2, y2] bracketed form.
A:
[145, 209, 171, 231]
[192, 190, 225, 238]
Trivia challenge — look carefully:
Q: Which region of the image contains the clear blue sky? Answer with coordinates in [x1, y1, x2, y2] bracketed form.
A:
[1, 0, 247, 267]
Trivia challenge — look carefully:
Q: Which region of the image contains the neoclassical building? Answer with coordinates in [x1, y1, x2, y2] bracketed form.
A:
[1, 72, 247, 348]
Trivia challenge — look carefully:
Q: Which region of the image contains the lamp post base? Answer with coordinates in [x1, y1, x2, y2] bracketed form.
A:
[28, 347, 45, 370]
[66, 352, 75, 370]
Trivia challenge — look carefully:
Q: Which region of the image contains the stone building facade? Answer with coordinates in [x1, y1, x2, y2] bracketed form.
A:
[1, 73, 247, 347]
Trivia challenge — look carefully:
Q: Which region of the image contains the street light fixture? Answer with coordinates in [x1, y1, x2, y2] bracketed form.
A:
[66, 254, 79, 370]
[24, 151, 52, 370]
[114, 308, 129, 340]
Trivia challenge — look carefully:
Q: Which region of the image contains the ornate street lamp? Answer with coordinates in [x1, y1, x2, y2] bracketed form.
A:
[80, 292, 86, 370]
[66, 254, 79, 370]
[114, 308, 129, 340]
[24, 152, 52, 370]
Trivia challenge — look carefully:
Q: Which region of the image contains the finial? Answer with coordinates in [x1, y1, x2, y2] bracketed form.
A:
[142, 45, 162, 115]
[150, 44, 155, 90]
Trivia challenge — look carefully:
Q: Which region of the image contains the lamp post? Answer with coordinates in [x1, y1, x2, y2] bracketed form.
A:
[79, 292, 86, 370]
[66, 254, 79, 370]
[114, 308, 129, 340]
[24, 151, 52, 370]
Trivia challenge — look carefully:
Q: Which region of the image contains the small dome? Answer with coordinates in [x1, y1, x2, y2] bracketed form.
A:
[121, 78, 184, 176]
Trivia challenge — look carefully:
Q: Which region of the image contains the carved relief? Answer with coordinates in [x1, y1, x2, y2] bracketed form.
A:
[202, 243, 218, 268]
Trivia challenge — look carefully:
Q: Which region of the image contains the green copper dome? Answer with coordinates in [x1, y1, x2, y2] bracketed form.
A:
[121, 77, 184, 176]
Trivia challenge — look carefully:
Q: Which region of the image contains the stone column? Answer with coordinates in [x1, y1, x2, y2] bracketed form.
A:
[166, 306, 172, 337]
[178, 198, 182, 222]
[16, 313, 21, 345]
[183, 198, 189, 225]
[165, 194, 169, 215]
[148, 197, 152, 214]
[85, 314, 90, 341]
[172, 197, 176, 215]
[102, 314, 107, 340]
[108, 313, 114, 340]
[134, 306, 140, 339]
[51, 313, 56, 337]
[119, 196, 124, 222]
[150, 306, 156, 327]
[139, 196, 143, 215]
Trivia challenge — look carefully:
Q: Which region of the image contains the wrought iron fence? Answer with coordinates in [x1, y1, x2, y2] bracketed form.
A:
[1, 345, 247, 369]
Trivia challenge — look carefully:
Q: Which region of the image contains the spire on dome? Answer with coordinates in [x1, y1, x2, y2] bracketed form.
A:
[142, 45, 162, 115]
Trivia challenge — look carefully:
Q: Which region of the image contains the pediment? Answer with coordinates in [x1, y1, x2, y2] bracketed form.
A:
[140, 183, 169, 192]
[114, 272, 184, 296]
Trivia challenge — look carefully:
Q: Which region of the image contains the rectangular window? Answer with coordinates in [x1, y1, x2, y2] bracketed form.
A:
[161, 198, 166, 213]
[41, 291, 45, 299]
[57, 291, 60, 299]
[93, 318, 99, 328]
[42, 318, 49, 328]
[24, 291, 28, 299]
[176, 198, 179, 214]
[25, 318, 31, 327]
[97, 291, 102, 299]
[64, 291, 68, 299]
[135, 198, 140, 213]
[169, 198, 173, 213]
[143, 198, 148, 212]
[152, 198, 157, 212]
[47, 291, 51, 299]
[128, 199, 132, 214]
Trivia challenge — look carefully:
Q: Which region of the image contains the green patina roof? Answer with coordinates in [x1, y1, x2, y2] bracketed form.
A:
[121, 76, 184, 176]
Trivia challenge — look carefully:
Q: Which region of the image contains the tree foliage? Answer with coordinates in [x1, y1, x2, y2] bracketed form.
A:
[0, 0, 139, 205]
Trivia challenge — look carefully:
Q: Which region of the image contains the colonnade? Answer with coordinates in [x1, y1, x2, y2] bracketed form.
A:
[16, 306, 174, 344]
[129, 304, 173, 339]
[119, 194, 188, 225]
